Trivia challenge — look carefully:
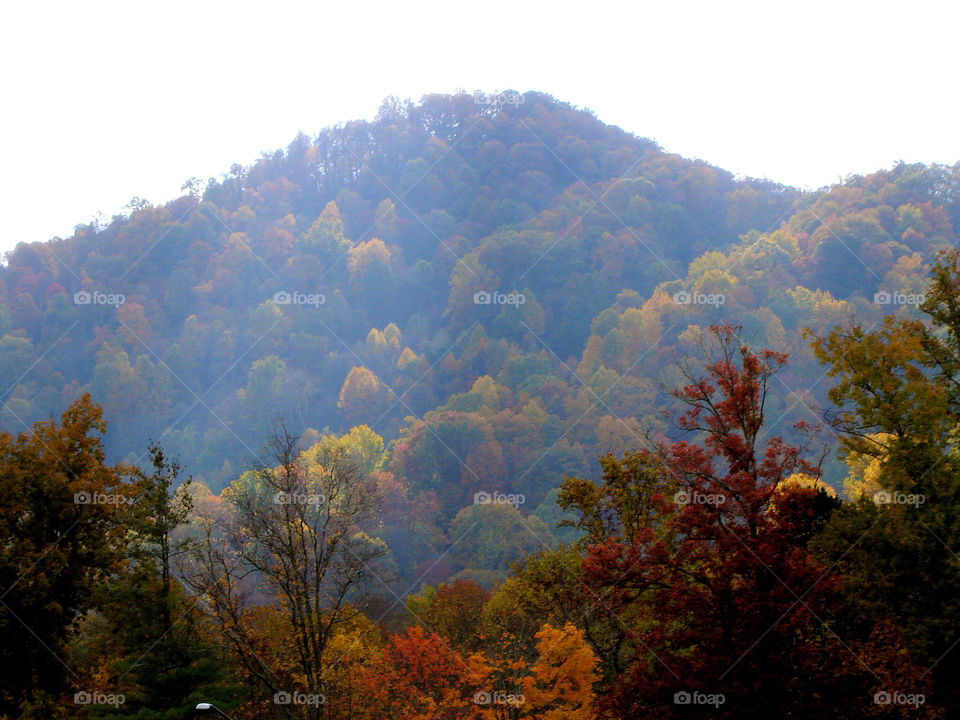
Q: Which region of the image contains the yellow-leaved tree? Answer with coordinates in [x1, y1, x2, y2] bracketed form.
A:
[521, 623, 597, 720]
[337, 366, 392, 426]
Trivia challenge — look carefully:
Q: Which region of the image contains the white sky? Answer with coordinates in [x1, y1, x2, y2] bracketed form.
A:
[1, 0, 958, 255]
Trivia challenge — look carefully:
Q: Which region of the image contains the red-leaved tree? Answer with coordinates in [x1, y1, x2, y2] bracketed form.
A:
[563, 325, 890, 718]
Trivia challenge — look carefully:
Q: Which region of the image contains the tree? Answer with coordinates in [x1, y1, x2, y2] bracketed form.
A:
[403, 579, 490, 652]
[562, 325, 870, 718]
[306, 425, 386, 478]
[521, 623, 598, 720]
[238, 355, 295, 434]
[131, 443, 193, 627]
[448, 503, 552, 586]
[319, 611, 384, 720]
[183, 424, 388, 720]
[347, 239, 391, 281]
[81, 442, 237, 719]
[346, 239, 395, 319]
[0, 395, 131, 716]
[299, 201, 352, 268]
[374, 199, 399, 242]
[809, 249, 960, 712]
[482, 546, 626, 685]
[355, 625, 488, 720]
[337, 366, 392, 428]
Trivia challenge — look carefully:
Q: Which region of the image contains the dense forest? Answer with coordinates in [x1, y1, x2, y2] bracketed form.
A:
[3, 91, 960, 717]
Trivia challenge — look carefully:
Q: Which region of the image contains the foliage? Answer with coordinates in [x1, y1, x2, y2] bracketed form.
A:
[0, 395, 130, 717]
[4, 91, 960, 718]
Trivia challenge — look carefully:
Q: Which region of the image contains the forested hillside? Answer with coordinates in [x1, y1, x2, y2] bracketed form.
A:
[4, 93, 956, 491]
[4, 91, 960, 718]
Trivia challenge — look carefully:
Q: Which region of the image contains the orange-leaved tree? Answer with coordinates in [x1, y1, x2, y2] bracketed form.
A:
[521, 623, 598, 720]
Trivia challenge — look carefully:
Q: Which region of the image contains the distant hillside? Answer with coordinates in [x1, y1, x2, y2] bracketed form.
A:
[1, 90, 958, 537]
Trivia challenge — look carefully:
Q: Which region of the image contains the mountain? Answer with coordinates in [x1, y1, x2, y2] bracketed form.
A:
[1, 91, 958, 535]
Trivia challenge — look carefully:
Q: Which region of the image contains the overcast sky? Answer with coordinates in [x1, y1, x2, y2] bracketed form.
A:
[1, 0, 958, 255]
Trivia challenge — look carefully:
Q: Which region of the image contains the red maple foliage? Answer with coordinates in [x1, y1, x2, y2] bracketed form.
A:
[578, 325, 879, 718]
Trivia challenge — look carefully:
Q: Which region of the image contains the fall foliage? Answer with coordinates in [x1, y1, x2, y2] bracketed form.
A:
[3, 91, 960, 718]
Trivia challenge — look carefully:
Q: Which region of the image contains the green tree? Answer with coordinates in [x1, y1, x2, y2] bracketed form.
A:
[448, 503, 552, 585]
[83, 443, 237, 719]
[298, 201, 352, 268]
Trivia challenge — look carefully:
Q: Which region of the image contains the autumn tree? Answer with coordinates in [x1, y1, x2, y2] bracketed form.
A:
[337, 366, 392, 428]
[299, 201, 352, 269]
[319, 611, 385, 720]
[809, 249, 960, 712]
[305, 424, 386, 478]
[521, 623, 598, 720]
[448, 503, 552, 586]
[356, 625, 488, 720]
[183, 424, 388, 720]
[482, 546, 626, 686]
[403, 579, 490, 652]
[0, 395, 131, 716]
[374, 198, 399, 241]
[562, 325, 868, 718]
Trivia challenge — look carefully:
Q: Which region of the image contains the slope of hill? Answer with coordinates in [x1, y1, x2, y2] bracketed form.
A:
[1, 91, 958, 545]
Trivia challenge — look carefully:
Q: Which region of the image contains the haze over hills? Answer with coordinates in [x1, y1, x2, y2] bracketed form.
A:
[2, 92, 957, 503]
